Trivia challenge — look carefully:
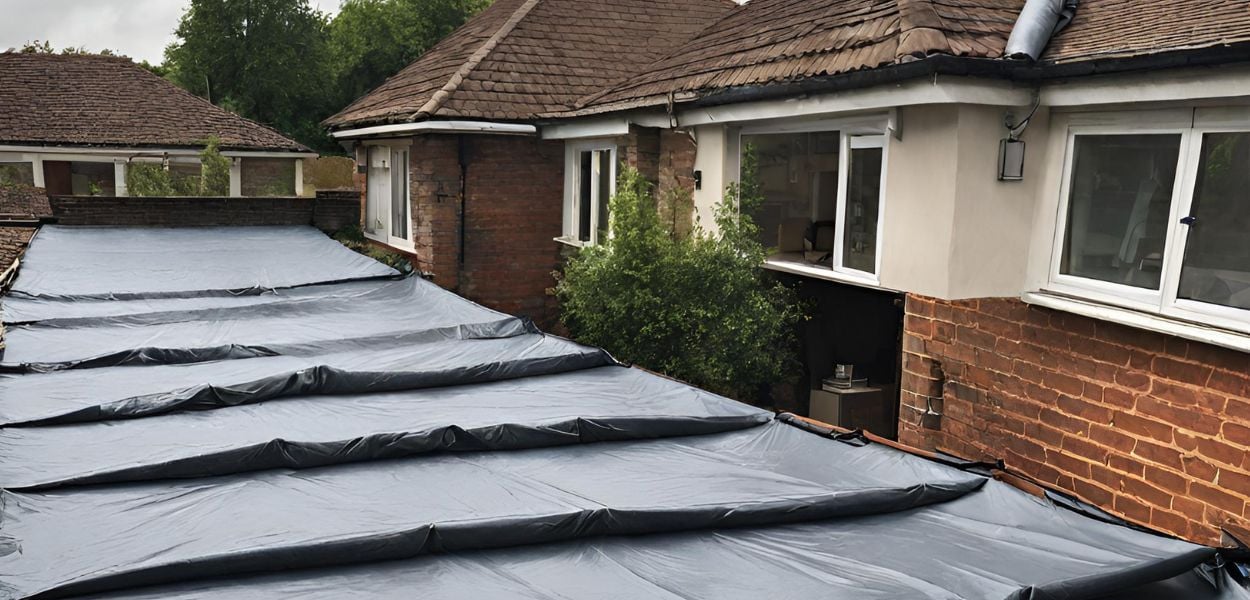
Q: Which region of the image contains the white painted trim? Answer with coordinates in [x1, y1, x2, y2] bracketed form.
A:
[677, 77, 1030, 128]
[1041, 65, 1250, 108]
[220, 150, 318, 159]
[763, 258, 898, 292]
[229, 158, 242, 196]
[563, 138, 617, 245]
[331, 121, 536, 139]
[1024, 291, 1250, 355]
[113, 160, 128, 197]
[542, 118, 630, 140]
[294, 158, 304, 196]
[0, 144, 314, 159]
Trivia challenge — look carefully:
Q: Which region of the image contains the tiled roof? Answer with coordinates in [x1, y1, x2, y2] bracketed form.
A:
[571, 0, 1024, 115]
[0, 185, 51, 218]
[324, 0, 735, 128]
[1043, 0, 1250, 64]
[0, 53, 308, 152]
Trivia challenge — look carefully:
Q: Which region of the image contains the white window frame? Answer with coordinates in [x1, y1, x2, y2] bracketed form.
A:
[737, 116, 890, 286]
[362, 139, 413, 251]
[1045, 111, 1250, 334]
[557, 139, 617, 247]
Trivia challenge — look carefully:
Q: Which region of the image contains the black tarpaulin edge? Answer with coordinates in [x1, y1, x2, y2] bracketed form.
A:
[3, 316, 542, 373]
[2, 273, 406, 305]
[21, 478, 986, 599]
[1007, 547, 1220, 600]
[777, 412, 1239, 600]
[7, 413, 775, 490]
[4, 347, 618, 427]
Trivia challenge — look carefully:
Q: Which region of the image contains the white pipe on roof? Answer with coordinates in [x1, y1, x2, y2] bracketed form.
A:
[330, 121, 537, 139]
[1004, 0, 1078, 61]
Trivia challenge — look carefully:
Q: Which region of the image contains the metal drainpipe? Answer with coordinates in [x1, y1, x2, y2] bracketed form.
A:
[1003, 0, 1078, 61]
[457, 135, 467, 280]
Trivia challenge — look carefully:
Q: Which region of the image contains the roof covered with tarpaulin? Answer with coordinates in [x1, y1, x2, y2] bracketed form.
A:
[0, 225, 1245, 599]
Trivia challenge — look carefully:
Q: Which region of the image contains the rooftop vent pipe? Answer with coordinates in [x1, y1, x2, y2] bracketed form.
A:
[1004, 0, 1077, 61]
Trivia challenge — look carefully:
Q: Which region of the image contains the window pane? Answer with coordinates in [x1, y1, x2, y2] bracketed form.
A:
[578, 151, 592, 242]
[0, 162, 35, 186]
[391, 149, 409, 240]
[1061, 134, 1180, 290]
[596, 150, 612, 243]
[842, 145, 882, 274]
[1178, 132, 1250, 310]
[739, 132, 839, 253]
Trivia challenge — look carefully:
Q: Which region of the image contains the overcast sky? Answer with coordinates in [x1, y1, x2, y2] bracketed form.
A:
[0, 0, 343, 64]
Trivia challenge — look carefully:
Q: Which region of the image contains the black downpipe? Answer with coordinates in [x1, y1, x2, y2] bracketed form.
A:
[457, 135, 467, 280]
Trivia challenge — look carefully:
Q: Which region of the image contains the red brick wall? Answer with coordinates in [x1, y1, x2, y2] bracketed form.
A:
[900, 294, 1250, 544]
[460, 135, 565, 327]
[398, 134, 564, 328]
[48, 193, 352, 231]
[408, 136, 463, 290]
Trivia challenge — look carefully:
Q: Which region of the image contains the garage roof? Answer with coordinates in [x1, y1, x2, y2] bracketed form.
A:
[0, 226, 1242, 599]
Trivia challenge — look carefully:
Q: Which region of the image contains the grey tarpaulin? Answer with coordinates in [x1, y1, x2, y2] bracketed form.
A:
[0, 226, 1245, 599]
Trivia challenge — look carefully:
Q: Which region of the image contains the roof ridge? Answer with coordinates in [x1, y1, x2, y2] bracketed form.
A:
[411, 0, 544, 120]
[895, 0, 953, 59]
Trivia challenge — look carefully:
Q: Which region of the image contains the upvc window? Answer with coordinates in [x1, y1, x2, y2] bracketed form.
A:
[1050, 116, 1250, 332]
[364, 142, 412, 249]
[560, 141, 616, 246]
[739, 119, 888, 284]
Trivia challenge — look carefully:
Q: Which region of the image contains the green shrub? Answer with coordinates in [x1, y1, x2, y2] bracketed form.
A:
[555, 163, 803, 401]
[125, 136, 230, 197]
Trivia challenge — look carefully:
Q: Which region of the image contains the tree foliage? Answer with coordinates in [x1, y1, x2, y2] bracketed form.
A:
[160, 0, 486, 153]
[126, 137, 232, 197]
[555, 161, 804, 401]
[328, 0, 487, 111]
[163, 0, 334, 150]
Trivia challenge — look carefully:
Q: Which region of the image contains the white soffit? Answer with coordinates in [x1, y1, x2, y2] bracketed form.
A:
[676, 77, 1030, 127]
[1041, 65, 1250, 107]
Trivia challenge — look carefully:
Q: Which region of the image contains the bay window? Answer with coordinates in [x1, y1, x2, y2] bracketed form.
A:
[740, 120, 887, 283]
[1050, 117, 1250, 331]
[560, 141, 616, 246]
[364, 142, 412, 249]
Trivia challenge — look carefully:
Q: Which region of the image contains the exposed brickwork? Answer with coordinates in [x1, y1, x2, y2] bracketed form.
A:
[459, 135, 564, 328]
[900, 294, 1250, 545]
[240, 158, 297, 197]
[393, 134, 564, 328]
[49, 192, 352, 231]
[0, 185, 51, 217]
[408, 136, 464, 290]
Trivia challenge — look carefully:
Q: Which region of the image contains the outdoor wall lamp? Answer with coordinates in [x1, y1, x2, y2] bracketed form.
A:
[998, 138, 1026, 181]
[999, 96, 1039, 182]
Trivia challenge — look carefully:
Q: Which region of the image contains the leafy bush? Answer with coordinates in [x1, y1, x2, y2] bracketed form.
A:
[555, 162, 803, 401]
[126, 137, 231, 197]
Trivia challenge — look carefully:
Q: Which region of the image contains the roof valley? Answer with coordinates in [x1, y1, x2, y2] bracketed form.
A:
[413, 0, 545, 121]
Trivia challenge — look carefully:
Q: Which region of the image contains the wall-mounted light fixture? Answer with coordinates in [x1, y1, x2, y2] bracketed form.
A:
[998, 138, 1026, 181]
[693, 170, 702, 190]
[999, 94, 1039, 182]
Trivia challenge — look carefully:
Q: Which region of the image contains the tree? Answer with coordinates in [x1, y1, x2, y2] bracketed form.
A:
[555, 162, 804, 401]
[328, 0, 488, 110]
[163, 0, 335, 151]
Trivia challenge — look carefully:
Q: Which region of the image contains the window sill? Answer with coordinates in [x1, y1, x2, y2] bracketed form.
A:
[762, 255, 887, 291]
[364, 231, 416, 254]
[1022, 290, 1250, 355]
[553, 236, 588, 249]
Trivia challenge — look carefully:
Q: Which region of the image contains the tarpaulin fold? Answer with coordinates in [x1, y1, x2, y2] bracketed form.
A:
[0, 226, 1240, 600]
[7, 225, 397, 300]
